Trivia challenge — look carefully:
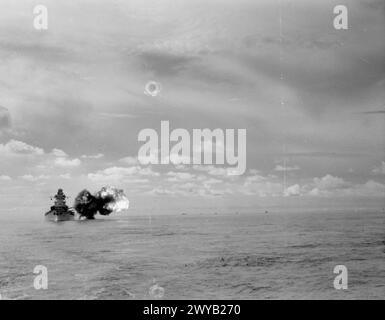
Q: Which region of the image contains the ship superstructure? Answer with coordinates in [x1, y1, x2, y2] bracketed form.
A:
[45, 189, 75, 222]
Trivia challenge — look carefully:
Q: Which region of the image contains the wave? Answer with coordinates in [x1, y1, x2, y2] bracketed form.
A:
[187, 253, 283, 269]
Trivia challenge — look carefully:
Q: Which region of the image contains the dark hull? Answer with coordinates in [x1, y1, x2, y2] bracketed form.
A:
[45, 210, 75, 222]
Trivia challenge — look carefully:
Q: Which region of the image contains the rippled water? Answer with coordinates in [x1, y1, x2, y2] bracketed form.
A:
[0, 211, 384, 299]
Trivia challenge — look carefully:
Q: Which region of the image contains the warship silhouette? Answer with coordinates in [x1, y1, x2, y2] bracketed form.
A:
[45, 189, 75, 222]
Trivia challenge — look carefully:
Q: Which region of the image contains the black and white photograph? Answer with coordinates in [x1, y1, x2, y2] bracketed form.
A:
[0, 0, 384, 305]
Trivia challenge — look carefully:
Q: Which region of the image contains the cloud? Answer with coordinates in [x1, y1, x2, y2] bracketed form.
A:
[0, 140, 82, 175]
[88, 165, 159, 183]
[81, 153, 104, 159]
[51, 149, 68, 157]
[0, 175, 11, 181]
[166, 171, 196, 181]
[242, 173, 283, 196]
[54, 157, 81, 167]
[284, 184, 301, 197]
[0, 140, 44, 156]
[50, 148, 82, 168]
[20, 174, 50, 182]
[119, 156, 139, 165]
[149, 180, 230, 197]
[149, 187, 179, 196]
[312, 174, 349, 191]
[274, 165, 300, 172]
[203, 178, 222, 185]
[192, 165, 238, 177]
[239, 172, 385, 198]
[244, 174, 268, 185]
[297, 174, 385, 197]
[372, 161, 385, 175]
[352, 180, 385, 197]
[306, 179, 385, 198]
[0, 40, 74, 65]
[301, 175, 350, 197]
[0, 141, 78, 164]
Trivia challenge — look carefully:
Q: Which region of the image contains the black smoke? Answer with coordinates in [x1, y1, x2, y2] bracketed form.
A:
[73, 187, 129, 219]
[73, 189, 113, 219]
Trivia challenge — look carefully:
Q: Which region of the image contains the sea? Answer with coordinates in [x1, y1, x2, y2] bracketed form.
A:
[0, 210, 384, 300]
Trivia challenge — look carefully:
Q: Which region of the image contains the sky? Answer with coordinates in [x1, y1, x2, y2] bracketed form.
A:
[0, 0, 384, 216]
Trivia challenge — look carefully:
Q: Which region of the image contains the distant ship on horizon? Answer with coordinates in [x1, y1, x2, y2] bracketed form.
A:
[45, 189, 75, 222]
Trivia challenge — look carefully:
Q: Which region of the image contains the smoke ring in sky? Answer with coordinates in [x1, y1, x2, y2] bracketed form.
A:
[144, 81, 161, 97]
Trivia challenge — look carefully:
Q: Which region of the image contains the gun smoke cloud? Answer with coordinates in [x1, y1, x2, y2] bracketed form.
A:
[73, 186, 129, 219]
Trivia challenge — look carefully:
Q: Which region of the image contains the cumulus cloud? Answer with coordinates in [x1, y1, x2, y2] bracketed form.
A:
[305, 179, 385, 198]
[297, 174, 350, 196]
[0, 175, 11, 181]
[49, 148, 82, 167]
[244, 174, 267, 185]
[203, 178, 222, 185]
[149, 187, 179, 196]
[0, 140, 44, 157]
[0, 141, 79, 169]
[54, 157, 81, 167]
[192, 165, 238, 177]
[51, 149, 68, 157]
[351, 180, 385, 197]
[88, 166, 159, 183]
[20, 174, 50, 182]
[239, 172, 385, 198]
[84, 163, 385, 199]
[242, 173, 283, 196]
[312, 174, 349, 191]
[284, 184, 301, 197]
[149, 181, 230, 197]
[295, 174, 385, 197]
[0, 139, 83, 184]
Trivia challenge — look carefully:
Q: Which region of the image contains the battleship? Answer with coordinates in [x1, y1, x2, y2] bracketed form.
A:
[45, 189, 75, 222]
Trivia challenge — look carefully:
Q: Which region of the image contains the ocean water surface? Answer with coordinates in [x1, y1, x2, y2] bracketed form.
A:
[0, 210, 384, 299]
